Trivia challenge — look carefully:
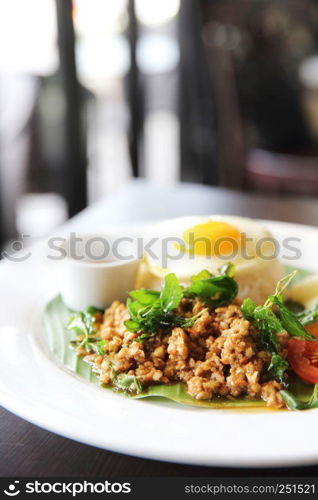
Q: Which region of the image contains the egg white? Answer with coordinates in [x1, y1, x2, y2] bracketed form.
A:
[136, 215, 284, 304]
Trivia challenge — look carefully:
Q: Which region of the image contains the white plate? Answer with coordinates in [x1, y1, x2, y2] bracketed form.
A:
[1, 219, 318, 467]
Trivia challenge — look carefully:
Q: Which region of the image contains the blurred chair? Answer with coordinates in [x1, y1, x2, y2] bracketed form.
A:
[246, 149, 318, 195]
[200, 0, 318, 196]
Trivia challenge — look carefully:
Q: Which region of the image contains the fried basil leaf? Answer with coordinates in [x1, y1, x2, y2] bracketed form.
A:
[240, 297, 256, 321]
[160, 273, 184, 312]
[67, 308, 103, 352]
[241, 272, 317, 383]
[241, 301, 286, 381]
[185, 275, 238, 307]
[269, 353, 288, 382]
[129, 289, 160, 305]
[125, 269, 239, 341]
[272, 298, 316, 341]
[242, 303, 286, 382]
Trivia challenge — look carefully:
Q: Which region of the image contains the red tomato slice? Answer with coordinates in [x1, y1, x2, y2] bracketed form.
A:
[304, 320, 318, 339]
[288, 337, 318, 384]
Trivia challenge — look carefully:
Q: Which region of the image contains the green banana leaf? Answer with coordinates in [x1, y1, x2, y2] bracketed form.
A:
[44, 295, 267, 408]
[43, 264, 316, 410]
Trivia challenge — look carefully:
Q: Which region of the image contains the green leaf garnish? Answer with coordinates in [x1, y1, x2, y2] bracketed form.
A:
[160, 273, 183, 312]
[185, 275, 238, 308]
[129, 289, 160, 305]
[92, 340, 107, 355]
[241, 271, 316, 382]
[125, 273, 186, 339]
[272, 298, 315, 341]
[190, 269, 213, 282]
[241, 298, 287, 382]
[296, 303, 318, 326]
[67, 308, 102, 352]
[112, 372, 143, 394]
[240, 297, 256, 320]
[281, 384, 318, 410]
[124, 268, 239, 341]
[268, 353, 288, 382]
[219, 262, 236, 277]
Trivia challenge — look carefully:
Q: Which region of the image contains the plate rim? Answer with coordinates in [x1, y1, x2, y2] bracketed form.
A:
[1, 217, 318, 467]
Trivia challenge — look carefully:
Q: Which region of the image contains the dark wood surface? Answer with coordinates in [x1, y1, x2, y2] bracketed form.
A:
[2, 181, 318, 477]
[1, 406, 318, 477]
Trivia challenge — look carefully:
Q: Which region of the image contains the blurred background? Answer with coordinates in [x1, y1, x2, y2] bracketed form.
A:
[1, 0, 318, 252]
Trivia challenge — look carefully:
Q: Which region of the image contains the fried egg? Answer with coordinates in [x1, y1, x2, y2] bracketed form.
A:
[136, 215, 283, 304]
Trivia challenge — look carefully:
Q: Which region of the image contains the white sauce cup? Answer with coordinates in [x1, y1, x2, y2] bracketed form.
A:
[57, 233, 140, 311]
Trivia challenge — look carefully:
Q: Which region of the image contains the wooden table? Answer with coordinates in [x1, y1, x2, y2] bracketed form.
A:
[1, 180, 318, 477]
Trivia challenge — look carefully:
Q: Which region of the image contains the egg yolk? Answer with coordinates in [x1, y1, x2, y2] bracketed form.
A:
[181, 221, 241, 256]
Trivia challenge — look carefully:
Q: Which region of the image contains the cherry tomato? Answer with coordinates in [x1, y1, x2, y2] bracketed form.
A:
[288, 336, 318, 384]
